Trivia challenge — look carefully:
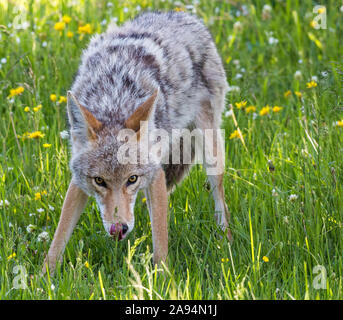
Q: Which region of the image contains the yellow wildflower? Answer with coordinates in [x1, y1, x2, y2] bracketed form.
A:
[33, 104, 42, 112]
[24, 106, 30, 112]
[67, 31, 74, 38]
[28, 131, 45, 139]
[235, 101, 247, 109]
[284, 90, 292, 98]
[310, 20, 317, 29]
[174, 7, 185, 12]
[78, 23, 92, 34]
[259, 105, 270, 116]
[41, 190, 47, 196]
[294, 91, 302, 98]
[50, 94, 57, 102]
[7, 253, 16, 261]
[8, 86, 24, 98]
[229, 129, 242, 140]
[43, 143, 51, 148]
[306, 80, 317, 88]
[58, 96, 67, 103]
[34, 192, 41, 201]
[317, 7, 326, 14]
[62, 15, 72, 24]
[262, 256, 269, 262]
[142, 197, 146, 203]
[221, 258, 229, 263]
[272, 106, 283, 113]
[54, 21, 65, 31]
[336, 120, 343, 127]
[245, 105, 256, 114]
[84, 261, 90, 268]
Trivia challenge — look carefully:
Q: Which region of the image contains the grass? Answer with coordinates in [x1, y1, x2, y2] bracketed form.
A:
[1, 0, 343, 300]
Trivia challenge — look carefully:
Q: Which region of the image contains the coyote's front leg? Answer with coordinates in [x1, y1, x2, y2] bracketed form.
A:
[42, 181, 88, 275]
[145, 168, 168, 265]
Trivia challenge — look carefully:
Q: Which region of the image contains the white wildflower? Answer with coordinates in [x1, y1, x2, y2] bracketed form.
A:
[0, 199, 10, 207]
[37, 208, 44, 213]
[26, 224, 36, 233]
[60, 130, 69, 139]
[38, 231, 49, 242]
[289, 194, 298, 202]
[233, 21, 243, 32]
[227, 85, 240, 93]
[294, 70, 302, 80]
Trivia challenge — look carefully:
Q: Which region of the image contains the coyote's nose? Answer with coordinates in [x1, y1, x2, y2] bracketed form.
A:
[109, 223, 128, 241]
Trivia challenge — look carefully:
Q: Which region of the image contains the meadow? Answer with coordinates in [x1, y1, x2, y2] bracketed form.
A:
[1, 0, 343, 300]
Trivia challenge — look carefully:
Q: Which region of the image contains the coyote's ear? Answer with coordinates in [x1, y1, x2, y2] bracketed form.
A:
[125, 90, 158, 138]
[67, 91, 103, 142]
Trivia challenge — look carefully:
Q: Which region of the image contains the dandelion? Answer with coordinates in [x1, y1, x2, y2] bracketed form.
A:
[245, 105, 256, 114]
[8, 86, 24, 98]
[24, 106, 30, 112]
[229, 129, 242, 139]
[306, 80, 317, 88]
[272, 106, 282, 113]
[28, 131, 45, 139]
[38, 231, 49, 242]
[259, 105, 270, 116]
[289, 194, 298, 202]
[62, 15, 72, 24]
[50, 94, 57, 102]
[235, 101, 247, 109]
[7, 253, 16, 261]
[262, 256, 269, 262]
[33, 104, 42, 112]
[34, 192, 41, 201]
[78, 23, 92, 34]
[54, 21, 65, 31]
[58, 96, 67, 104]
[284, 90, 292, 98]
[43, 143, 51, 148]
[294, 91, 302, 98]
[67, 31, 74, 38]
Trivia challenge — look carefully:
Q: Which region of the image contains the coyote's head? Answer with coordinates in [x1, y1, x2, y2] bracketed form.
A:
[67, 90, 160, 241]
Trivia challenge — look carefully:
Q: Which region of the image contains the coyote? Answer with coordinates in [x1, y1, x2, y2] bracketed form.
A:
[43, 11, 231, 274]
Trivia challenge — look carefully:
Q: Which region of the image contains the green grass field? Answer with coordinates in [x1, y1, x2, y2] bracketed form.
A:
[1, 0, 343, 300]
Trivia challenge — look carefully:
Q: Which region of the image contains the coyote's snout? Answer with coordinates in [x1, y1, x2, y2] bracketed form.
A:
[43, 11, 232, 275]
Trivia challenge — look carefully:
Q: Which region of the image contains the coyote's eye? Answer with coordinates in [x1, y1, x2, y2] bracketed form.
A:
[127, 175, 138, 185]
[94, 177, 106, 187]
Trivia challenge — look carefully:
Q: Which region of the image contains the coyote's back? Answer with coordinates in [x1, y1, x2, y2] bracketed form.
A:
[71, 11, 228, 132]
